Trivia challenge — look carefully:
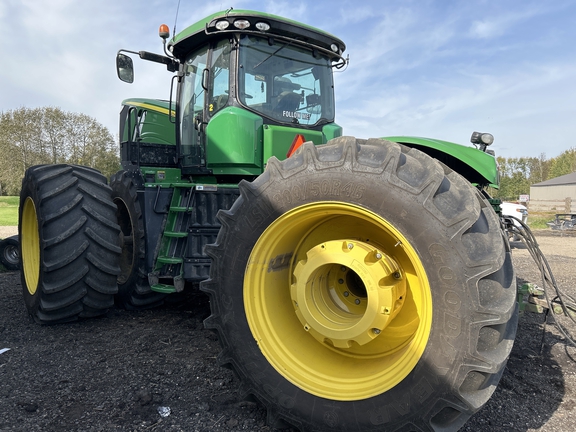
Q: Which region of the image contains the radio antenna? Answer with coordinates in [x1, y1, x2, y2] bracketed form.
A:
[173, 0, 181, 38]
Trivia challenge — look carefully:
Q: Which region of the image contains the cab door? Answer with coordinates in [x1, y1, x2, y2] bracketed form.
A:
[179, 44, 210, 173]
[178, 40, 233, 175]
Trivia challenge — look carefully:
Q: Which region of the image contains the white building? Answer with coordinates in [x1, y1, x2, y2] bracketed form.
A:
[529, 172, 576, 212]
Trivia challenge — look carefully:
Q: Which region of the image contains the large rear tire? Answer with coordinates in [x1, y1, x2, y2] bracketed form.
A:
[202, 137, 517, 431]
[110, 170, 166, 309]
[19, 165, 121, 324]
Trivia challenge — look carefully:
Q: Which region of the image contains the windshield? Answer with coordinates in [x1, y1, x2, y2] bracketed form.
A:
[238, 35, 335, 126]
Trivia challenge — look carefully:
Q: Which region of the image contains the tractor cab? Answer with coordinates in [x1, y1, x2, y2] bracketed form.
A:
[116, 10, 346, 178]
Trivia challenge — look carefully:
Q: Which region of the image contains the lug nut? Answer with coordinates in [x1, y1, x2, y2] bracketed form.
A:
[372, 328, 381, 334]
[375, 252, 382, 259]
[338, 278, 344, 284]
[347, 243, 354, 250]
[355, 299, 360, 305]
[393, 271, 401, 279]
[343, 291, 349, 297]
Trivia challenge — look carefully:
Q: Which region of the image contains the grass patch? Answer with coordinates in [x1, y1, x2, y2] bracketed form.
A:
[0, 197, 567, 230]
[0, 196, 19, 226]
[527, 210, 557, 230]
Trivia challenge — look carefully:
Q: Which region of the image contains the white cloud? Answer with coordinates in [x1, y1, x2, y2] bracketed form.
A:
[1, 0, 575, 160]
[19, 0, 78, 37]
[325, 1, 576, 158]
[336, 57, 576, 158]
[263, 0, 308, 21]
[467, 2, 576, 41]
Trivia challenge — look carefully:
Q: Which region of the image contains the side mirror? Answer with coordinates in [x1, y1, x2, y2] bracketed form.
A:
[116, 53, 134, 83]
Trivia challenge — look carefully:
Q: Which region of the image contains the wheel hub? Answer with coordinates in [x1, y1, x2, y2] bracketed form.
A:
[291, 239, 406, 348]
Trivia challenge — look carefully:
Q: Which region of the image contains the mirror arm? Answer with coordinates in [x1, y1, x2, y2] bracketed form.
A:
[118, 49, 179, 72]
[138, 50, 179, 72]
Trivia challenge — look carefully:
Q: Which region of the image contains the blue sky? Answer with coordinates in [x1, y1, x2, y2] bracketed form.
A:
[1, 0, 575, 159]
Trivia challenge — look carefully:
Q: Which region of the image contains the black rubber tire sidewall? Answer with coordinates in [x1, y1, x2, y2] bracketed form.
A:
[0, 236, 19, 271]
[203, 138, 517, 431]
[110, 170, 166, 310]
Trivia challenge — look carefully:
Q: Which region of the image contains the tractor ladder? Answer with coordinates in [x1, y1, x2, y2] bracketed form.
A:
[148, 185, 238, 293]
[149, 186, 190, 293]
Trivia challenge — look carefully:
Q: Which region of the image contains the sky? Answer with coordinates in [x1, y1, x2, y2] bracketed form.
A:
[1, 0, 575, 159]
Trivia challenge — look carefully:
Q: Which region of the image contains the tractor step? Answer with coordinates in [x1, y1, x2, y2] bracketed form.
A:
[163, 231, 188, 238]
[157, 256, 184, 264]
[169, 206, 189, 212]
[150, 283, 177, 294]
[149, 273, 184, 293]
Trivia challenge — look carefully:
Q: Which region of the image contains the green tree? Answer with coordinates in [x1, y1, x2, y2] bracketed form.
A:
[527, 153, 549, 184]
[548, 148, 576, 179]
[494, 156, 532, 201]
[0, 107, 120, 195]
[494, 149, 576, 202]
[42, 107, 68, 164]
[0, 108, 44, 195]
[497, 171, 530, 201]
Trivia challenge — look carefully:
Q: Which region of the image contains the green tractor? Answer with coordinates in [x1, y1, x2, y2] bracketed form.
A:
[19, 9, 516, 431]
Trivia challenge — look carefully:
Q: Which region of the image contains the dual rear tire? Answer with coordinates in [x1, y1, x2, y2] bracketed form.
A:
[19, 166, 165, 323]
[19, 165, 121, 323]
[110, 170, 166, 309]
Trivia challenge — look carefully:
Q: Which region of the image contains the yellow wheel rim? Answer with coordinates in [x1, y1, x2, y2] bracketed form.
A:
[244, 202, 432, 400]
[21, 197, 40, 296]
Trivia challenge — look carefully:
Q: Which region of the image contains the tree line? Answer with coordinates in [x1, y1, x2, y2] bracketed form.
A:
[0, 107, 120, 196]
[1, 106, 574, 201]
[494, 148, 576, 201]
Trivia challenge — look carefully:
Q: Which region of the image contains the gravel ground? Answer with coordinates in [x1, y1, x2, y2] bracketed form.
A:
[1, 229, 575, 431]
[0, 227, 17, 239]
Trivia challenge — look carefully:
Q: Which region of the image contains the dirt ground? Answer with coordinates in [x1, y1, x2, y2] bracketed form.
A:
[0, 227, 18, 241]
[1, 229, 575, 432]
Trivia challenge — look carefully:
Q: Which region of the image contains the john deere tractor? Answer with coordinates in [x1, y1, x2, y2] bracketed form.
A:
[19, 9, 516, 431]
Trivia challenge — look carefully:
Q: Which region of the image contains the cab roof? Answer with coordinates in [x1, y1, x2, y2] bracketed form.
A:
[168, 9, 346, 60]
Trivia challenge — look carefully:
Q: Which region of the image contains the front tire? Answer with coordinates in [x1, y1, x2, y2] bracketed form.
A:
[202, 137, 517, 431]
[19, 165, 121, 324]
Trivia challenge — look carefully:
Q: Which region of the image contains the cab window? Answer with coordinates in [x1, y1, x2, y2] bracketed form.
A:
[238, 35, 335, 126]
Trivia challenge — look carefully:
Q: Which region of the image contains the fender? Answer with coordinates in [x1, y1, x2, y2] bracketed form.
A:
[383, 136, 499, 188]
